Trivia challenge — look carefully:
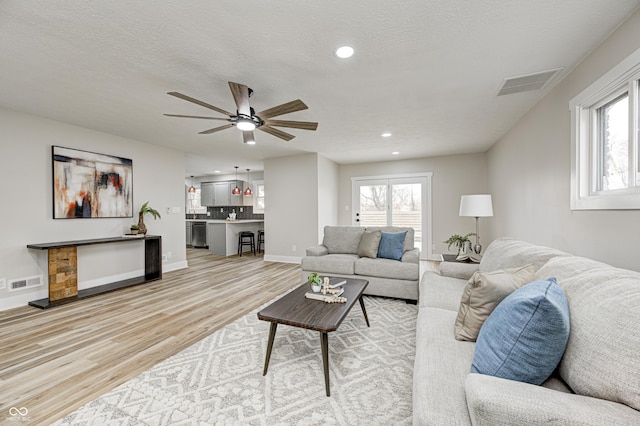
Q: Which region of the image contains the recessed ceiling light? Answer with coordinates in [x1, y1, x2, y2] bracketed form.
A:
[336, 45, 354, 59]
[381, 132, 392, 137]
[214, 170, 221, 173]
[392, 151, 400, 155]
[246, 140, 256, 145]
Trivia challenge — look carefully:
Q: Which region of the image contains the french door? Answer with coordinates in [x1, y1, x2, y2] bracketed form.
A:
[352, 174, 432, 258]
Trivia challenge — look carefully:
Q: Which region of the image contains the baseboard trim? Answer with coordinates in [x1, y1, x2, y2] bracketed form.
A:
[263, 254, 302, 264]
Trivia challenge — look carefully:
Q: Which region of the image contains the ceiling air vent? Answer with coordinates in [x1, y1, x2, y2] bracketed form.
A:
[497, 68, 563, 96]
[8, 275, 43, 292]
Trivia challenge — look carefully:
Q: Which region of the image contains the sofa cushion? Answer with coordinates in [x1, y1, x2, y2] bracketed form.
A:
[454, 264, 535, 341]
[472, 278, 570, 385]
[355, 257, 418, 281]
[366, 226, 414, 252]
[419, 271, 469, 310]
[322, 226, 365, 254]
[539, 256, 640, 411]
[357, 230, 381, 259]
[480, 238, 569, 274]
[300, 253, 359, 275]
[414, 307, 476, 426]
[377, 231, 407, 260]
[465, 373, 640, 426]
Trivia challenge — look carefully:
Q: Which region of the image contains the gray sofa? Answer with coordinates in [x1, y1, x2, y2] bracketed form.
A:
[301, 225, 419, 302]
[415, 237, 640, 425]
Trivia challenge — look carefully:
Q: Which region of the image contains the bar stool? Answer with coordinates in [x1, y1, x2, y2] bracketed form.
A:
[238, 231, 256, 256]
[257, 230, 265, 253]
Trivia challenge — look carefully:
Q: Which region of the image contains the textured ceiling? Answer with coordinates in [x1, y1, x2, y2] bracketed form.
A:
[1, 1, 639, 176]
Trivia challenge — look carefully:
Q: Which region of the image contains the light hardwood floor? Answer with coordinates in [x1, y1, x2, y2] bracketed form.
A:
[0, 249, 301, 425]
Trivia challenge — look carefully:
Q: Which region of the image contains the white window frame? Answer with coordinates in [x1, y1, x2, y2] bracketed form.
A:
[570, 47, 640, 210]
[253, 180, 265, 213]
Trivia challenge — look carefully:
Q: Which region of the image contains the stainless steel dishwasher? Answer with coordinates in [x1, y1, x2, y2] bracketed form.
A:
[191, 221, 207, 248]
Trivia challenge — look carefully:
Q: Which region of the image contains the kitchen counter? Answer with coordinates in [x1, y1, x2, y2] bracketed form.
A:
[186, 219, 263, 256]
[186, 219, 264, 224]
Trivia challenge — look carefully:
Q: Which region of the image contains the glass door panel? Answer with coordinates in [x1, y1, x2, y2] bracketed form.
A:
[391, 182, 422, 249]
[353, 177, 428, 254]
[357, 182, 388, 227]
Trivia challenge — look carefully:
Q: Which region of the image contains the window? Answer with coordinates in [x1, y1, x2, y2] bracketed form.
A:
[187, 188, 207, 214]
[253, 180, 265, 213]
[570, 47, 640, 210]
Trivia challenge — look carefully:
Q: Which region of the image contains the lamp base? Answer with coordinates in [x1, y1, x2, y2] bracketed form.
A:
[473, 243, 482, 254]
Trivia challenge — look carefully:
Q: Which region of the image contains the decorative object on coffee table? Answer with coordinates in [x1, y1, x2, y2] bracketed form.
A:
[307, 272, 322, 292]
[137, 201, 161, 235]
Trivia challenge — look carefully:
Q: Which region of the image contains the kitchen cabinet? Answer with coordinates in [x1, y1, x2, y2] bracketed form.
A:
[200, 181, 248, 206]
[185, 222, 192, 245]
[200, 182, 215, 206]
[214, 182, 231, 206]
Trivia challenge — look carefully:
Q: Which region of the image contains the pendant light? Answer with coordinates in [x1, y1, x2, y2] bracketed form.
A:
[232, 166, 241, 195]
[244, 168, 253, 196]
[188, 175, 196, 193]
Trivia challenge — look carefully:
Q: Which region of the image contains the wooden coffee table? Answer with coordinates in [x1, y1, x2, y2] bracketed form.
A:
[257, 278, 369, 396]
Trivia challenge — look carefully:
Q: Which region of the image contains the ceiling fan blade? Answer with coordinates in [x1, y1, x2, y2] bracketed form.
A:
[164, 114, 229, 121]
[257, 125, 295, 141]
[256, 99, 308, 119]
[228, 82, 251, 116]
[167, 92, 233, 116]
[243, 131, 256, 144]
[264, 119, 318, 131]
[198, 124, 234, 135]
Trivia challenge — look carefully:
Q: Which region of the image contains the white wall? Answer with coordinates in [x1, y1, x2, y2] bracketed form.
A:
[0, 108, 187, 310]
[338, 153, 488, 255]
[263, 153, 319, 262]
[317, 155, 339, 242]
[487, 8, 640, 271]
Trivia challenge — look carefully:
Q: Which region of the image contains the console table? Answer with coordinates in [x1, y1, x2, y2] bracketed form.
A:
[26, 235, 162, 309]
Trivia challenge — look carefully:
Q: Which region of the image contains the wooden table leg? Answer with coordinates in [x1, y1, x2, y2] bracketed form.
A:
[263, 322, 278, 375]
[359, 296, 370, 327]
[320, 331, 330, 397]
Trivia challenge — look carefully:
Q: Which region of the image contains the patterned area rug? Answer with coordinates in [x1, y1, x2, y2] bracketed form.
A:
[55, 295, 417, 425]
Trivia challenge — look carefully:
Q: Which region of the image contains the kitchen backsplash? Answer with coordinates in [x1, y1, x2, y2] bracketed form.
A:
[187, 206, 264, 220]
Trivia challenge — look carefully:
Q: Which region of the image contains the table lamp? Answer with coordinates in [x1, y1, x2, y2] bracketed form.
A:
[459, 194, 493, 254]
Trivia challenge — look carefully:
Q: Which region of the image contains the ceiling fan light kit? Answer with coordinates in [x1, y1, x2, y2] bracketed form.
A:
[165, 81, 318, 144]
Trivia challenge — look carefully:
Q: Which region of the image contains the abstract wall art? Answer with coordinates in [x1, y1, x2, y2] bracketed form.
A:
[52, 146, 133, 219]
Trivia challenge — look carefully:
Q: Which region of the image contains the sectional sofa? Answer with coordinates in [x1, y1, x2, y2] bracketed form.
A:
[301, 225, 419, 302]
[414, 238, 640, 425]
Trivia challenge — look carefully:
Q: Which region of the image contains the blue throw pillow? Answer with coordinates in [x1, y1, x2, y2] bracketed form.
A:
[471, 278, 570, 385]
[377, 231, 407, 261]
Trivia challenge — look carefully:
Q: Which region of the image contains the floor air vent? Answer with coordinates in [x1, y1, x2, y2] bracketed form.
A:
[497, 68, 563, 96]
[8, 275, 43, 292]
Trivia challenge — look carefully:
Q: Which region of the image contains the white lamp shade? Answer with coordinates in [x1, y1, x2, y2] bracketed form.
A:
[459, 194, 493, 217]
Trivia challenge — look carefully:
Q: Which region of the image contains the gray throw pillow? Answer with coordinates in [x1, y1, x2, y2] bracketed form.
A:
[454, 264, 535, 341]
[357, 230, 382, 259]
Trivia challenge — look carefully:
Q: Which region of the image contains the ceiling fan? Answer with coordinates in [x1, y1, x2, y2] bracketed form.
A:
[164, 82, 318, 144]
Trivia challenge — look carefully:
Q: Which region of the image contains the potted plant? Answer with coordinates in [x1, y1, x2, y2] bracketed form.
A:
[307, 272, 322, 293]
[137, 201, 161, 235]
[130, 224, 140, 235]
[444, 233, 476, 256]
